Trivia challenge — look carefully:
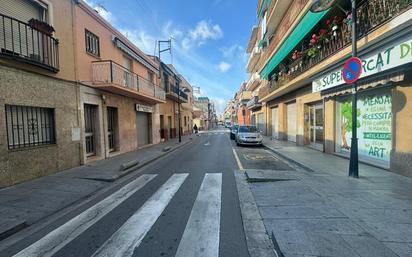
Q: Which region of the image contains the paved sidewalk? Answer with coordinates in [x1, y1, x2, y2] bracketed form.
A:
[243, 137, 412, 257]
[0, 136, 192, 240]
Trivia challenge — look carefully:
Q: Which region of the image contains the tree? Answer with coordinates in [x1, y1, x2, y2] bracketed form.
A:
[340, 101, 361, 150]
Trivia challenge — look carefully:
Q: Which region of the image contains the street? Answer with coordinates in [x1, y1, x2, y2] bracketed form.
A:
[0, 128, 291, 257]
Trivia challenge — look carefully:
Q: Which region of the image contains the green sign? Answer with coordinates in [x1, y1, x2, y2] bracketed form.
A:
[313, 34, 412, 92]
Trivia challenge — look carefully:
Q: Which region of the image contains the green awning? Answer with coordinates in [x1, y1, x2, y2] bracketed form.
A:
[260, 9, 329, 79]
[258, 0, 271, 18]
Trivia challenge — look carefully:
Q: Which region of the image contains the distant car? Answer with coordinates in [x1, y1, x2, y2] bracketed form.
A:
[235, 125, 263, 146]
[230, 125, 238, 140]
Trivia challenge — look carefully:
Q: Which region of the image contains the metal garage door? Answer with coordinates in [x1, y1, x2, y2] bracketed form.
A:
[137, 112, 150, 147]
[271, 107, 278, 139]
[287, 103, 297, 142]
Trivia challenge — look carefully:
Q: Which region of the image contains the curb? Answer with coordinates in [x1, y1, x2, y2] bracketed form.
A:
[234, 170, 280, 257]
[0, 140, 192, 243]
[112, 140, 192, 181]
[263, 144, 316, 173]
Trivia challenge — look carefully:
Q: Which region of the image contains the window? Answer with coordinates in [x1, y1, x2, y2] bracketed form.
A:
[5, 105, 55, 149]
[85, 29, 100, 56]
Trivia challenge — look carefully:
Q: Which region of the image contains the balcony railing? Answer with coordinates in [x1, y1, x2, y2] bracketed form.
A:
[246, 96, 262, 109]
[0, 14, 59, 71]
[262, 0, 412, 97]
[165, 83, 188, 101]
[92, 60, 165, 101]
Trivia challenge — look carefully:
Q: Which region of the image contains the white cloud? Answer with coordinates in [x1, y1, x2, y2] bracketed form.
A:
[182, 20, 223, 49]
[220, 44, 243, 58]
[217, 61, 231, 72]
[83, 0, 115, 24]
[119, 28, 156, 54]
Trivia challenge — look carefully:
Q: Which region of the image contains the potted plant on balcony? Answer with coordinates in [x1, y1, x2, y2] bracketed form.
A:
[307, 34, 318, 58]
[28, 19, 55, 36]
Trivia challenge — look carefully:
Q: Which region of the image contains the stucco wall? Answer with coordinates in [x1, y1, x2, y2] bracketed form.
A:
[0, 66, 81, 187]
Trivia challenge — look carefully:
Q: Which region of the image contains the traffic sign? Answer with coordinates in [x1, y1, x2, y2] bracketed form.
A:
[342, 57, 362, 84]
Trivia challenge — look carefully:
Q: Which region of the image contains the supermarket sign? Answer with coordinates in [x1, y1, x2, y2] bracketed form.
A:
[312, 35, 412, 92]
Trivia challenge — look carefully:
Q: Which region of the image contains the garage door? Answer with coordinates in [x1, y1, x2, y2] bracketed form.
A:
[287, 103, 297, 142]
[271, 107, 278, 139]
[137, 112, 151, 147]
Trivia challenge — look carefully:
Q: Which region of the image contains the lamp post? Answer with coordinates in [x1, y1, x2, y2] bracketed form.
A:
[310, 0, 359, 178]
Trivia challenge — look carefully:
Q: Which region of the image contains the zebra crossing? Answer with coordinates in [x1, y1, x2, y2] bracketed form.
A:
[12, 172, 223, 257]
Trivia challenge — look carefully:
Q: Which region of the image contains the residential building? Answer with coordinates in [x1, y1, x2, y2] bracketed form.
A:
[194, 96, 210, 129]
[236, 83, 251, 125]
[179, 75, 194, 134]
[155, 61, 188, 140]
[253, 0, 412, 176]
[73, 0, 165, 163]
[0, 0, 81, 187]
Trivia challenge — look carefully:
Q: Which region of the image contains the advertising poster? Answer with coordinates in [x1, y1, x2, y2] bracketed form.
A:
[338, 92, 392, 162]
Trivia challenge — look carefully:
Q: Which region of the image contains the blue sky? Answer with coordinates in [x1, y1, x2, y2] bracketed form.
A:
[84, 0, 257, 113]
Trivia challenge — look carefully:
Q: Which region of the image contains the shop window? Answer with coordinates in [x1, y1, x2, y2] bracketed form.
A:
[335, 90, 392, 165]
[85, 29, 100, 57]
[5, 105, 55, 149]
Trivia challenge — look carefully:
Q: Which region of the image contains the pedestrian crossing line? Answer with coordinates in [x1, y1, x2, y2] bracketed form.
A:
[92, 173, 189, 257]
[175, 173, 222, 257]
[12, 174, 157, 257]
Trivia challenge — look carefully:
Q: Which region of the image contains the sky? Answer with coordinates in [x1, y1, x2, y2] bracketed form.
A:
[84, 0, 257, 113]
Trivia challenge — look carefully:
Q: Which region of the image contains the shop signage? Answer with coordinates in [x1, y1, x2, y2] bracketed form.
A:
[342, 57, 362, 84]
[337, 92, 392, 162]
[313, 35, 412, 92]
[135, 104, 153, 113]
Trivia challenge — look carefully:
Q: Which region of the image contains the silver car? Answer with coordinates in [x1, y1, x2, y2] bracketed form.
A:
[235, 125, 263, 146]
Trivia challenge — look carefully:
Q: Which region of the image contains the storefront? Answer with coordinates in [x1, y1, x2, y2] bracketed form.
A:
[304, 101, 324, 150]
[313, 32, 412, 173]
[271, 107, 278, 139]
[286, 102, 297, 142]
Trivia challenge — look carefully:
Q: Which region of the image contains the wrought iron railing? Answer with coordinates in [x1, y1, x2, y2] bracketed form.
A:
[246, 96, 262, 109]
[166, 83, 188, 101]
[262, 0, 412, 95]
[0, 14, 59, 71]
[92, 60, 165, 101]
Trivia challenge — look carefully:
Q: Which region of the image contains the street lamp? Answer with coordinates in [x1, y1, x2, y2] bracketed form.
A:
[310, 0, 359, 178]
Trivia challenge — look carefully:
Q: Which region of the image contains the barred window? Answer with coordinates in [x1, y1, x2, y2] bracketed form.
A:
[85, 29, 100, 56]
[5, 105, 56, 149]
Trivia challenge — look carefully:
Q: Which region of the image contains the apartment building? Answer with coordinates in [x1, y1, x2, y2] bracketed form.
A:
[235, 83, 252, 126]
[251, 0, 412, 176]
[0, 0, 81, 186]
[179, 75, 194, 135]
[73, 0, 165, 163]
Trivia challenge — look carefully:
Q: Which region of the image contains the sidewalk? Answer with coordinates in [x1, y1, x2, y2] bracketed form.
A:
[243, 137, 412, 257]
[0, 136, 192, 240]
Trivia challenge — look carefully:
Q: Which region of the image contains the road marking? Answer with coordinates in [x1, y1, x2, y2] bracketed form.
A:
[13, 174, 157, 257]
[204, 141, 211, 146]
[175, 173, 222, 257]
[264, 149, 280, 160]
[92, 173, 188, 257]
[232, 148, 244, 171]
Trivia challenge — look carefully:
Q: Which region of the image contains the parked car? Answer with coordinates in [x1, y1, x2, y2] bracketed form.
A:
[235, 125, 263, 146]
[230, 125, 238, 140]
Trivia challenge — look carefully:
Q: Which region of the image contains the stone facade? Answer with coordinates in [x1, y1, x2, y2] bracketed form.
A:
[0, 65, 81, 187]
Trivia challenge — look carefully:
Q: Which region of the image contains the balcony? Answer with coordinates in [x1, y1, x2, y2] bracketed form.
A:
[0, 14, 59, 72]
[92, 60, 165, 103]
[246, 72, 261, 91]
[165, 83, 188, 103]
[261, 0, 412, 99]
[246, 46, 261, 73]
[246, 96, 262, 110]
[246, 26, 258, 53]
[239, 90, 252, 103]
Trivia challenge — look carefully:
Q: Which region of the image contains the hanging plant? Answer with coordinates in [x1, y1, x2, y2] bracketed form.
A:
[28, 19, 55, 36]
[308, 34, 318, 57]
[291, 49, 301, 60]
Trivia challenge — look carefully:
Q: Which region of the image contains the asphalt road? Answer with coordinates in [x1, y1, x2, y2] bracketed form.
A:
[0, 127, 292, 257]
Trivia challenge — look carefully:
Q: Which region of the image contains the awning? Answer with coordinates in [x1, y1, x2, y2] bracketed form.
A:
[113, 36, 158, 75]
[322, 71, 405, 99]
[258, 0, 270, 18]
[260, 9, 328, 79]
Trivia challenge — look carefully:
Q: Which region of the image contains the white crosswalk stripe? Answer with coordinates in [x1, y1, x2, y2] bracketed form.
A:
[175, 173, 222, 257]
[12, 174, 157, 257]
[92, 173, 189, 257]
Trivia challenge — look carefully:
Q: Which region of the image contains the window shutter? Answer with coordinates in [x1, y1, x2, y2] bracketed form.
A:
[0, 0, 44, 23]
